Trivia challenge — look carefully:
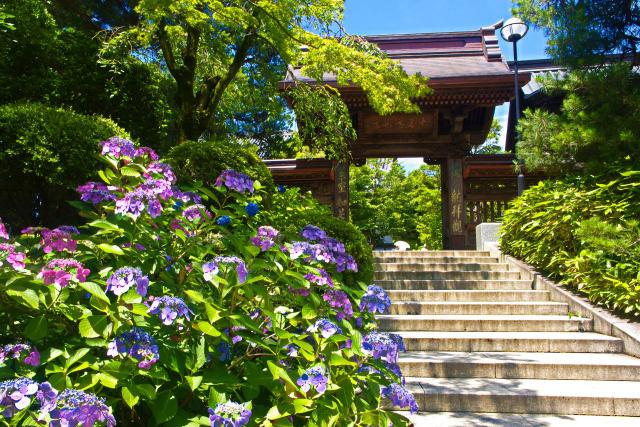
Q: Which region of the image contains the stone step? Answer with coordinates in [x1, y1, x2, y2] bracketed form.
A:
[373, 256, 500, 264]
[399, 412, 640, 426]
[374, 270, 522, 281]
[376, 279, 533, 291]
[373, 250, 490, 258]
[394, 331, 623, 353]
[390, 301, 568, 315]
[401, 377, 640, 415]
[378, 315, 591, 332]
[397, 351, 640, 381]
[387, 290, 549, 302]
[375, 262, 510, 272]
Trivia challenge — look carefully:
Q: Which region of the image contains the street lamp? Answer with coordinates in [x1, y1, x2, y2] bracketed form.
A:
[501, 17, 528, 196]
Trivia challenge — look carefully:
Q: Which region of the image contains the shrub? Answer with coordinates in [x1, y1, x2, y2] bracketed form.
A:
[267, 187, 374, 287]
[165, 139, 275, 207]
[0, 102, 129, 230]
[500, 171, 640, 315]
[0, 137, 417, 426]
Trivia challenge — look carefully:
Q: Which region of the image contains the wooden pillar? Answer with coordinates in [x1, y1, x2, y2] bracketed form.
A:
[333, 161, 349, 221]
[442, 157, 466, 249]
[440, 159, 451, 249]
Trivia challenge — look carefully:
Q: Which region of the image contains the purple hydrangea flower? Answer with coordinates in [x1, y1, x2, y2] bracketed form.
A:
[76, 182, 118, 204]
[99, 136, 136, 159]
[322, 289, 353, 320]
[217, 216, 231, 226]
[147, 296, 194, 325]
[304, 268, 334, 288]
[134, 146, 159, 161]
[321, 237, 346, 254]
[288, 286, 310, 296]
[301, 225, 327, 241]
[0, 377, 39, 417]
[38, 259, 89, 288]
[144, 162, 177, 185]
[106, 267, 149, 297]
[0, 342, 39, 367]
[0, 218, 9, 239]
[0, 244, 26, 270]
[250, 226, 279, 251]
[215, 170, 254, 194]
[208, 401, 252, 426]
[40, 228, 77, 253]
[297, 365, 328, 393]
[49, 388, 116, 427]
[245, 203, 258, 217]
[380, 382, 419, 414]
[182, 204, 212, 223]
[307, 318, 342, 339]
[336, 253, 358, 272]
[284, 344, 298, 357]
[362, 332, 405, 364]
[360, 285, 392, 314]
[203, 256, 248, 283]
[107, 328, 159, 370]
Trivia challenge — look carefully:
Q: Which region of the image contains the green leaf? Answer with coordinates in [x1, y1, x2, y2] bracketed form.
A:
[6, 286, 39, 309]
[186, 375, 203, 391]
[122, 385, 140, 408]
[196, 321, 220, 337]
[66, 348, 91, 369]
[329, 353, 355, 366]
[88, 219, 123, 233]
[205, 303, 221, 323]
[153, 391, 178, 424]
[97, 243, 125, 255]
[78, 315, 112, 338]
[301, 304, 317, 320]
[98, 371, 119, 388]
[267, 361, 296, 388]
[79, 282, 110, 304]
[24, 317, 48, 341]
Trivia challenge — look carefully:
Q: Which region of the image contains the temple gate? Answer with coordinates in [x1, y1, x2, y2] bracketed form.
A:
[267, 22, 532, 250]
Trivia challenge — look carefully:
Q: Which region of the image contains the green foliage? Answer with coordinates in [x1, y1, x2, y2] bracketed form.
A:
[165, 139, 276, 206]
[0, 140, 413, 425]
[0, 102, 129, 229]
[350, 161, 442, 250]
[0, 0, 176, 151]
[515, 0, 640, 66]
[517, 64, 640, 176]
[500, 171, 640, 316]
[104, 0, 429, 147]
[472, 119, 504, 154]
[267, 188, 374, 287]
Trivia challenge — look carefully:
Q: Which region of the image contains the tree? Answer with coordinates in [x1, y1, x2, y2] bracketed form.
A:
[515, 0, 640, 66]
[106, 0, 430, 146]
[517, 64, 640, 176]
[471, 119, 503, 154]
[408, 165, 443, 250]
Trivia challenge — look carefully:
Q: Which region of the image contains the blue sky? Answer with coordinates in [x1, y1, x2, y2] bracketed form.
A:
[341, 0, 550, 172]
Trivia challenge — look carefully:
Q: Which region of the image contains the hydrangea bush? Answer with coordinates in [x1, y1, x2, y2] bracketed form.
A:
[0, 137, 416, 426]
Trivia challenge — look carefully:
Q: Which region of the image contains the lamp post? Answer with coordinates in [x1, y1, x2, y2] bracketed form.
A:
[501, 17, 528, 196]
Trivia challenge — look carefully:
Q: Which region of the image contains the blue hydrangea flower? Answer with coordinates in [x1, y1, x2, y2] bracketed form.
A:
[107, 328, 159, 370]
[0, 377, 39, 417]
[360, 285, 392, 314]
[380, 382, 419, 414]
[245, 203, 258, 217]
[106, 267, 149, 297]
[300, 225, 327, 241]
[208, 401, 252, 426]
[203, 256, 248, 283]
[277, 185, 286, 192]
[147, 296, 194, 325]
[217, 216, 231, 226]
[215, 170, 254, 194]
[297, 365, 328, 393]
[50, 388, 116, 427]
[307, 318, 342, 339]
[362, 332, 405, 364]
[323, 289, 353, 320]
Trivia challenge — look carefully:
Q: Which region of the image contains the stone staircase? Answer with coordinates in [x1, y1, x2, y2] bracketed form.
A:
[374, 250, 640, 426]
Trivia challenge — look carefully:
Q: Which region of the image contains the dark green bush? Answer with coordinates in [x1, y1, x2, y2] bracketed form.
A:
[500, 171, 640, 315]
[267, 187, 374, 287]
[0, 102, 129, 230]
[165, 139, 275, 206]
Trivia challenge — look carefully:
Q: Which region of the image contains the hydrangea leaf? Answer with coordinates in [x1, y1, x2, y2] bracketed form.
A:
[78, 281, 110, 304]
[97, 243, 125, 255]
